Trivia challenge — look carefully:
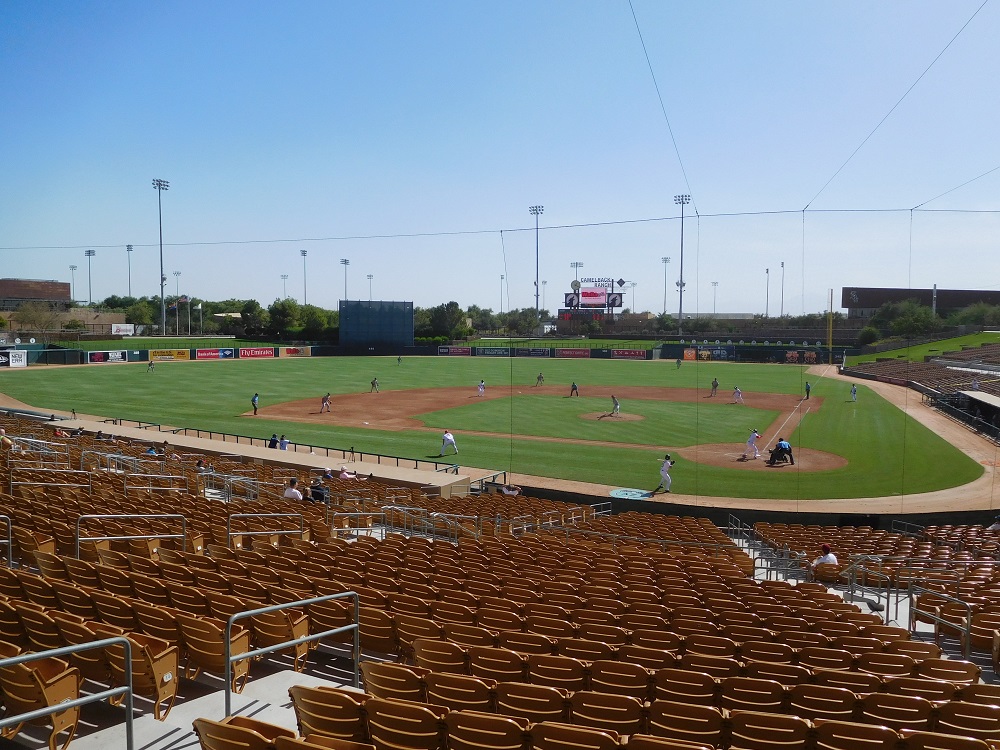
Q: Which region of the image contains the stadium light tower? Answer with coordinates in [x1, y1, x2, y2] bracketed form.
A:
[712, 281, 719, 315]
[674, 194, 690, 334]
[126, 245, 134, 297]
[765, 268, 770, 317]
[340, 258, 350, 300]
[281, 274, 288, 298]
[152, 178, 169, 335]
[85, 249, 96, 305]
[630, 281, 637, 312]
[500, 275, 504, 315]
[173, 270, 181, 297]
[780, 261, 785, 317]
[69, 265, 77, 302]
[529, 206, 544, 322]
[541, 280, 547, 312]
[300, 249, 308, 304]
[661, 257, 671, 315]
[570, 261, 584, 282]
[367, 273, 373, 300]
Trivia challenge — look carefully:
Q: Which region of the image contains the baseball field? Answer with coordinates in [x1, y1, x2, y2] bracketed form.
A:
[0, 351, 983, 502]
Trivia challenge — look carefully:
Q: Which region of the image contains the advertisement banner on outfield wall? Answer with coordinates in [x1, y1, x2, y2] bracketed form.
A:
[88, 350, 127, 364]
[476, 347, 510, 357]
[279, 346, 311, 357]
[238, 347, 276, 359]
[111, 323, 135, 335]
[150, 349, 191, 361]
[515, 348, 550, 357]
[438, 346, 472, 356]
[0, 352, 9, 367]
[554, 348, 591, 359]
[196, 348, 235, 360]
[7, 350, 27, 368]
[612, 349, 647, 360]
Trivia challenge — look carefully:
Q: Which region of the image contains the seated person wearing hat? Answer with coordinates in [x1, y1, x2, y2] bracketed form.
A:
[339, 467, 369, 481]
[811, 544, 837, 568]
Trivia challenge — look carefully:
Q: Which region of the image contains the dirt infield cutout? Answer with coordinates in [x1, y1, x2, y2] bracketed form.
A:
[257, 384, 843, 472]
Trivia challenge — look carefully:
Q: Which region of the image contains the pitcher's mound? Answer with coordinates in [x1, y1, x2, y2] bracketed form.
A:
[580, 412, 645, 422]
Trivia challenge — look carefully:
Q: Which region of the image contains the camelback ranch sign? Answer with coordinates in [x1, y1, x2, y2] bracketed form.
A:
[438, 346, 472, 356]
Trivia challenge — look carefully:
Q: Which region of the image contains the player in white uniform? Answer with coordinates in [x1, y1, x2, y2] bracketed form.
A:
[653, 453, 674, 494]
[610, 395, 620, 416]
[440, 430, 458, 456]
[733, 386, 744, 404]
[743, 428, 761, 459]
[478, 380, 485, 397]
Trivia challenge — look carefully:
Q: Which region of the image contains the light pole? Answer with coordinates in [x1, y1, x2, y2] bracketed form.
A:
[661, 257, 671, 315]
[126, 245, 134, 297]
[541, 280, 547, 313]
[173, 271, 182, 335]
[674, 194, 690, 334]
[69, 265, 77, 302]
[630, 281, 637, 312]
[300, 250, 308, 305]
[340, 258, 350, 300]
[367, 274, 373, 301]
[500, 275, 505, 315]
[780, 261, 785, 318]
[529, 206, 544, 322]
[152, 178, 169, 335]
[85, 249, 96, 305]
[765, 268, 770, 317]
[281, 274, 288, 299]
[712, 281, 719, 315]
[570, 261, 584, 282]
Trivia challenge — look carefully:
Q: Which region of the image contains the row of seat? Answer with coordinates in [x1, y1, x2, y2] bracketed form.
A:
[194, 709, 718, 750]
[358, 660, 1000, 741]
[283, 682, 1000, 750]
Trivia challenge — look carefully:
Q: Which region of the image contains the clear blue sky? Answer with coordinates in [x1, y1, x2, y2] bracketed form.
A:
[2, 1, 997, 316]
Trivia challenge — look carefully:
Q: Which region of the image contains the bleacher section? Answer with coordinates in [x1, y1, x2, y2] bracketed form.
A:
[5, 412, 1000, 749]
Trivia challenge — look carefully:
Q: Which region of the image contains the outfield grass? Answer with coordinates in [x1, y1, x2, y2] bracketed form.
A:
[0, 356, 982, 499]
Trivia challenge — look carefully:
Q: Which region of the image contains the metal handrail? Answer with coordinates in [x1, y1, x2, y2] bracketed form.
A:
[75, 514, 187, 558]
[0, 637, 135, 750]
[841, 563, 892, 625]
[122, 472, 188, 497]
[429, 513, 482, 542]
[226, 513, 304, 547]
[0, 515, 10, 569]
[908, 584, 973, 658]
[8, 467, 92, 495]
[224, 592, 360, 716]
[891, 519, 926, 539]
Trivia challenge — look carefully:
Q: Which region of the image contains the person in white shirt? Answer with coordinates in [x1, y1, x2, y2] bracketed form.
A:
[283, 478, 303, 501]
[440, 430, 458, 456]
[811, 543, 838, 568]
[500, 484, 521, 497]
[743, 429, 761, 460]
